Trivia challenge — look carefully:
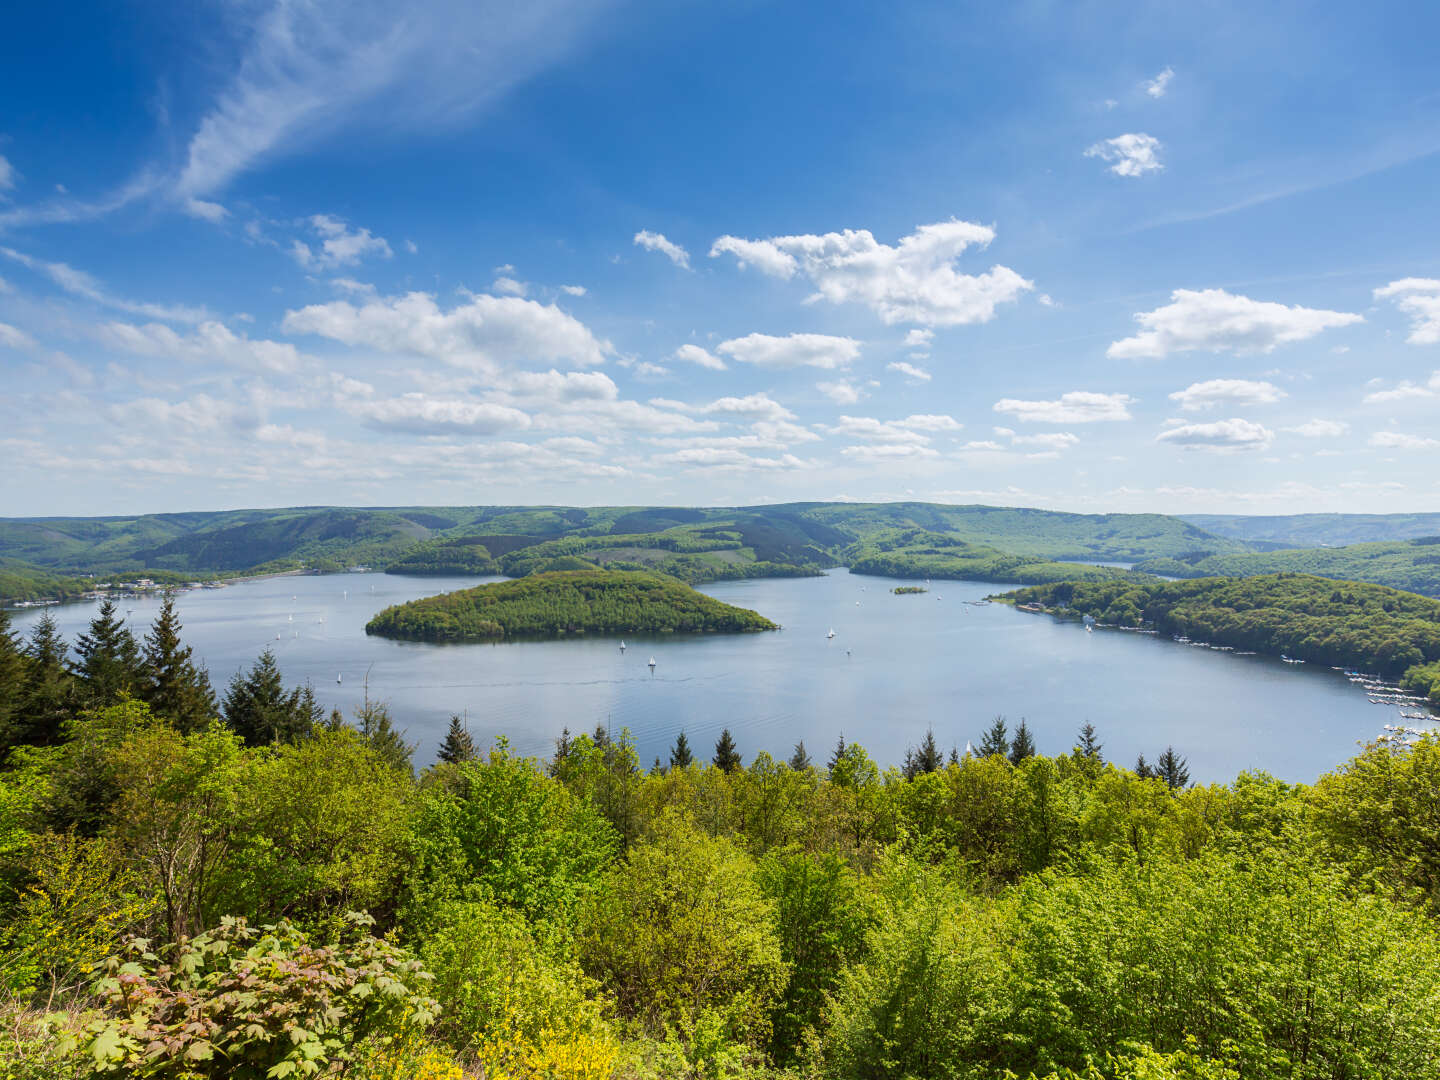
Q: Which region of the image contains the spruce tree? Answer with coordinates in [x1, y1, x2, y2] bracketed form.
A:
[356, 698, 415, 774]
[1008, 719, 1036, 765]
[1076, 722, 1103, 762]
[916, 727, 942, 774]
[948, 746, 960, 766]
[1134, 753, 1154, 780]
[222, 649, 315, 745]
[977, 716, 1009, 759]
[140, 593, 215, 732]
[712, 728, 741, 773]
[73, 598, 142, 709]
[669, 730, 694, 769]
[15, 612, 75, 748]
[593, 723, 612, 751]
[828, 734, 849, 771]
[0, 611, 26, 752]
[437, 714, 477, 764]
[788, 740, 811, 771]
[1156, 746, 1190, 791]
[550, 727, 573, 775]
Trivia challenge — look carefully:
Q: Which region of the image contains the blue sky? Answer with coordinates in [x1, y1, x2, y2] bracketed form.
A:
[2, 0, 1439, 517]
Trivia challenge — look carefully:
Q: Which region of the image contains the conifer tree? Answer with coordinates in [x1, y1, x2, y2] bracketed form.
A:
[1076, 722, 1103, 762]
[916, 727, 942, 774]
[948, 745, 960, 766]
[16, 612, 75, 748]
[1008, 720, 1036, 765]
[0, 611, 25, 751]
[140, 593, 215, 732]
[1156, 746, 1190, 791]
[828, 734, 849, 771]
[788, 740, 811, 771]
[73, 598, 142, 709]
[222, 649, 317, 745]
[356, 698, 415, 774]
[593, 723, 612, 751]
[712, 728, 741, 773]
[437, 714, 477, 764]
[977, 716, 1009, 759]
[549, 727, 573, 775]
[1134, 753, 1154, 780]
[669, 730, 694, 769]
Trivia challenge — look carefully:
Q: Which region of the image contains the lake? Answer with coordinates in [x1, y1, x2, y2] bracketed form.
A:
[9, 570, 1406, 783]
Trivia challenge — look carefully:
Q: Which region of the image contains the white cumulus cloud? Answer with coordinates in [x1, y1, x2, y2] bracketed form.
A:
[633, 230, 690, 269]
[1168, 378, 1286, 411]
[1156, 418, 1274, 453]
[710, 220, 1032, 327]
[1286, 419, 1350, 437]
[291, 214, 392, 270]
[282, 291, 612, 371]
[99, 320, 304, 373]
[1108, 288, 1363, 359]
[673, 343, 726, 370]
[716, 332, 860, 370]
[993, 391, 1136, 424]
[699, 393, 796, 422]
[1374, 278, 1440, 345]
[354, 393, 532, 436]
[887, 360, 932, 382]
[1369, 431, 1440, 450]
[1085, 133, 1164, 177]
[816, 379, 863, 405]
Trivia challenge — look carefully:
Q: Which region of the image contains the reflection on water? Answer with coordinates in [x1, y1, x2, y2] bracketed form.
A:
[12, 570, 1393, 783]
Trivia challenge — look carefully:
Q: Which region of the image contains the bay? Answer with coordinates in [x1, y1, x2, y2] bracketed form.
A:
[10, 570, 1400, 783]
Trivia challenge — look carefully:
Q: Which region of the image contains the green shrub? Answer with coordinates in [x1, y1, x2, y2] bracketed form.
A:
[78, 912, 437, 1079]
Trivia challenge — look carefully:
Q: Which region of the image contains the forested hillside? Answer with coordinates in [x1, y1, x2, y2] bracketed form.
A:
[1, 502, 1257, 603]
[845, 529, 1157, 585]
[1, 599, 1439, 1079]
[1003, 573, 1440, 703]
[1184, 511, 1440, 548]
[1135, 536, 1440, 596]
[366, 570, 778, 641]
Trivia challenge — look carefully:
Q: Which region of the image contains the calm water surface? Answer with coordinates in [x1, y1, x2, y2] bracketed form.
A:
[11, 571, 1407, 783]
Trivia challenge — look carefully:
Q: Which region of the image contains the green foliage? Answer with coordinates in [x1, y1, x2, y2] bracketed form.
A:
[406, 744, 619, 932]
[220, 649, 320, 745]
[385, 536, 500, 576]
[419, 898, 608, 1058]
[845, 529, 1159, 585]
[138, 595, 215, 733]
[891, 585, 927, 594]
[577, 813, 786, 1044]
[1135, 535, 1440, 597]
[1007, 573, 1440, 681]
[436, 715, 476, 765]
[79, 912, 437, 1079]
[71, 600, 143, 711]
[366, 570, 778, 642]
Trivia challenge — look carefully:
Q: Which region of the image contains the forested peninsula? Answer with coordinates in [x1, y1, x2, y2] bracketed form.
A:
[365, 569, 778, 641]
[1004, 573, 1440, 703]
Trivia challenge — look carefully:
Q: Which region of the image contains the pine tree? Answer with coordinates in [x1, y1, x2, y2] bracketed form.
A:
[916, 727, 942, 774]
[1156, 746, 1190, 791]
[712, 728, 741, 773]
[356, 698, 415, 774]
[73, 598, 142, 709]
[828, 734, 849, 771]
[0, 611, 26, 751]
[437, 714, 477, 764]
[222, 649, 316, 745]
[977, 716, 1009, 759]
[788, 740, 811, 771]
[948, 746, 960, 766]
[549, 727, 573, 775]
[1008, 719, 1036, 765]
[15, 613, 75, 748]
[1076, 722, 1103, 762]
[593, 723, 612, 751]
[140, 593, 215, 732]
[670, 730, 694, 769]
[1134, 753, 1154, 780]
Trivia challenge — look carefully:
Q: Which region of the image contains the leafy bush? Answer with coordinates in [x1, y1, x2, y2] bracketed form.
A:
[78, 912, 437, 1078]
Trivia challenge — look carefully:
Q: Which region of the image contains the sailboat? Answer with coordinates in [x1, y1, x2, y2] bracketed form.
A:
[647, 656, 657, 672]
[619, 640, 627, 653]
[336, 674, 342, 685]
[827, 628, 836, 639]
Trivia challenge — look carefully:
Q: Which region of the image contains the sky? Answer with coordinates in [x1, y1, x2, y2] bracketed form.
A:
[2, 0, 1440, 518]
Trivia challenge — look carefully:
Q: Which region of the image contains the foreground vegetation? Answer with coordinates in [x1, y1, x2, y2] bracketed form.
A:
[2, 597, 1440, 1079]
[365, 570, 778, 641]
[1004, 573, 1440, 703]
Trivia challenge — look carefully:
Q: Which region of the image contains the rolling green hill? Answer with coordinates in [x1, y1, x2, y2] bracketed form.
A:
[844, 529, 1157, 585]
[1135, 537, 1440, 598]
[1183, 512, 1440, 549]
[364, 569, 778, 641]
[0, 501, 1269, 603]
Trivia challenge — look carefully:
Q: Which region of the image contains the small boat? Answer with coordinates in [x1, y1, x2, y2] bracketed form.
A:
[619, 640, 627, 652]
[336, 674, 342, 684]
[827, 628, 836, 639]
[647, 656, 656, 671]
[845, 649, 852, 658]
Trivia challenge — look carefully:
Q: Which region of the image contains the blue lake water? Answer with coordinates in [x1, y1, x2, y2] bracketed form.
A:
[9, 570, 1408, 783]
